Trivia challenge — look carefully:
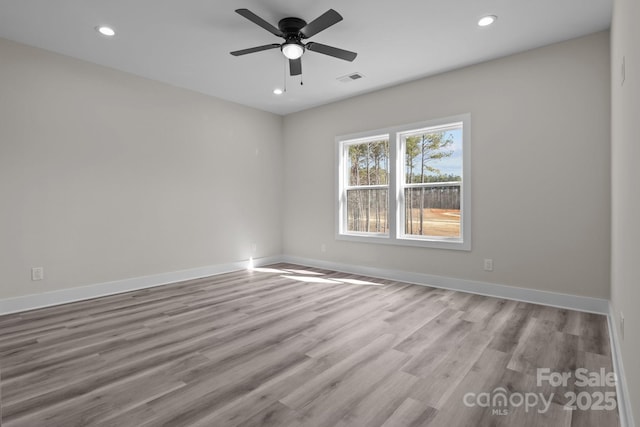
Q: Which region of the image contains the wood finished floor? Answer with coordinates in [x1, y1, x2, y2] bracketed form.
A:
[0, 264, 619, 427]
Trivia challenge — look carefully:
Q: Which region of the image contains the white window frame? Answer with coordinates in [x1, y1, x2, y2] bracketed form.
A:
[338, 134, 390, 239]
[336, 113, 471, 251]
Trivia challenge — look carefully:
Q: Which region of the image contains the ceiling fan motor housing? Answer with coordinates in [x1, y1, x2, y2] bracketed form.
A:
[278, 17, 307, 38]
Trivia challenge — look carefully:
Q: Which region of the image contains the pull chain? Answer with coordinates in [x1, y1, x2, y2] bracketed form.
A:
[283, 57, 287, 93]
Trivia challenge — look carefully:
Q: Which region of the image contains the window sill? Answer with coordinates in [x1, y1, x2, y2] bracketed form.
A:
[336, 232, 470, 251]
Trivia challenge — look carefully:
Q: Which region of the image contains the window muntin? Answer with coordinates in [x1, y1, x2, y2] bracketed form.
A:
[337, 114, 470, 250]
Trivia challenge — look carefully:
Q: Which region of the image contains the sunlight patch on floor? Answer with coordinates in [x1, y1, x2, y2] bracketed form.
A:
[281, 275, 341, 284]
[339, 278, 383, 286]
[253, 265, 384, 287]
[251, 267, 289, 274]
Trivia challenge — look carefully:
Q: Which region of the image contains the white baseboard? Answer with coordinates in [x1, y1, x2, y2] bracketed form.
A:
[280, 255, 610, 314]
[0, 256, 281, 316]
[607, 303, 636, 427]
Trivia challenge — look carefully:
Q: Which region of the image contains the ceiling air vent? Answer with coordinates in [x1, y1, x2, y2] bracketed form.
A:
[337, 72, 364, 83]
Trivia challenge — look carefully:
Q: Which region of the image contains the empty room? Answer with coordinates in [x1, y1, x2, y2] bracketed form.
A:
[0, 0, 638, 426]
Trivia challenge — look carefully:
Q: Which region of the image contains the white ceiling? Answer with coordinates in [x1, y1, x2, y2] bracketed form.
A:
[0, 0, 611, 115]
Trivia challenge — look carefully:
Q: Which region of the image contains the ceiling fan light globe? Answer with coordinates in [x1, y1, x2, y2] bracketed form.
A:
[282, 42, 304, 59]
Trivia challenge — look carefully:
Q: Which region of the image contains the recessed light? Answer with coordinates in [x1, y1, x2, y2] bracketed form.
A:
[96, 26, 115, 36]
[273, 88, 283, 95]
[478, 15, 497, 27]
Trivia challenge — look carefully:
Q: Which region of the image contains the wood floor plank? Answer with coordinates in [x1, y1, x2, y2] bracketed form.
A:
[393, 308, 466, 356]
[280, 333, 399, 410]
[189, 356, 329, 427]
[0, 264, 619, 426]
[142, 347, 313, 426]
[487, 301, 535, 353]
[408, 330, 491, 408]
[11, 368, 186, 427]
[334, 370, 421, 427]
[578, 312, 612, 356]
[304, 315, 392, 365]
[234, 401, 303, 427]
[380, 398, 438, 427]
[284, 348, 412, 426]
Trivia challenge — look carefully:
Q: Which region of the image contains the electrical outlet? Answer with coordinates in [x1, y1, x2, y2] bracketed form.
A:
[320, 243, 326, 253]
[620, 312, 625, 341]
[483, 259, 493, 271]
[31, 267, 44, 281]
[251, 243, 257, 254]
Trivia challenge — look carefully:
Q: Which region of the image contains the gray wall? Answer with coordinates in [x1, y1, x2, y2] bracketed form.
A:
[0, 38, 284, 299]
[611, 0, 640, 421]
[283, 31, 611, 299]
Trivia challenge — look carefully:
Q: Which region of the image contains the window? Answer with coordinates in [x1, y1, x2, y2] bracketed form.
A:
[337, 114, 470, 250]
[343, 136, 390, 236]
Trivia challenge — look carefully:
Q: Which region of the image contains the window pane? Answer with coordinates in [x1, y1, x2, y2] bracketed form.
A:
[346, 188, 389, 233]
[403, 127, 462, 184]
[404, 186, 460, 238]
[401, 123, 463, 240]
[347, 140, 389, 186]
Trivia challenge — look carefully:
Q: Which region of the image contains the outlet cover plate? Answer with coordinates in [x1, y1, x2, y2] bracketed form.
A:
[31, 267, 44, 281]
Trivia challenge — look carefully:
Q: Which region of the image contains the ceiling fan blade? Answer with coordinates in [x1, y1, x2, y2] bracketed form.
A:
[235, 9, 284, 37]
[306, 42, 357, 62]
[300, 9, 343, 38]
[230, 44, 281, 56]
[289, 58, 302, 76]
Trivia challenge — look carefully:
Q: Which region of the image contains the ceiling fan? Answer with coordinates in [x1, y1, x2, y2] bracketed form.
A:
[230, 8, 357, 76]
